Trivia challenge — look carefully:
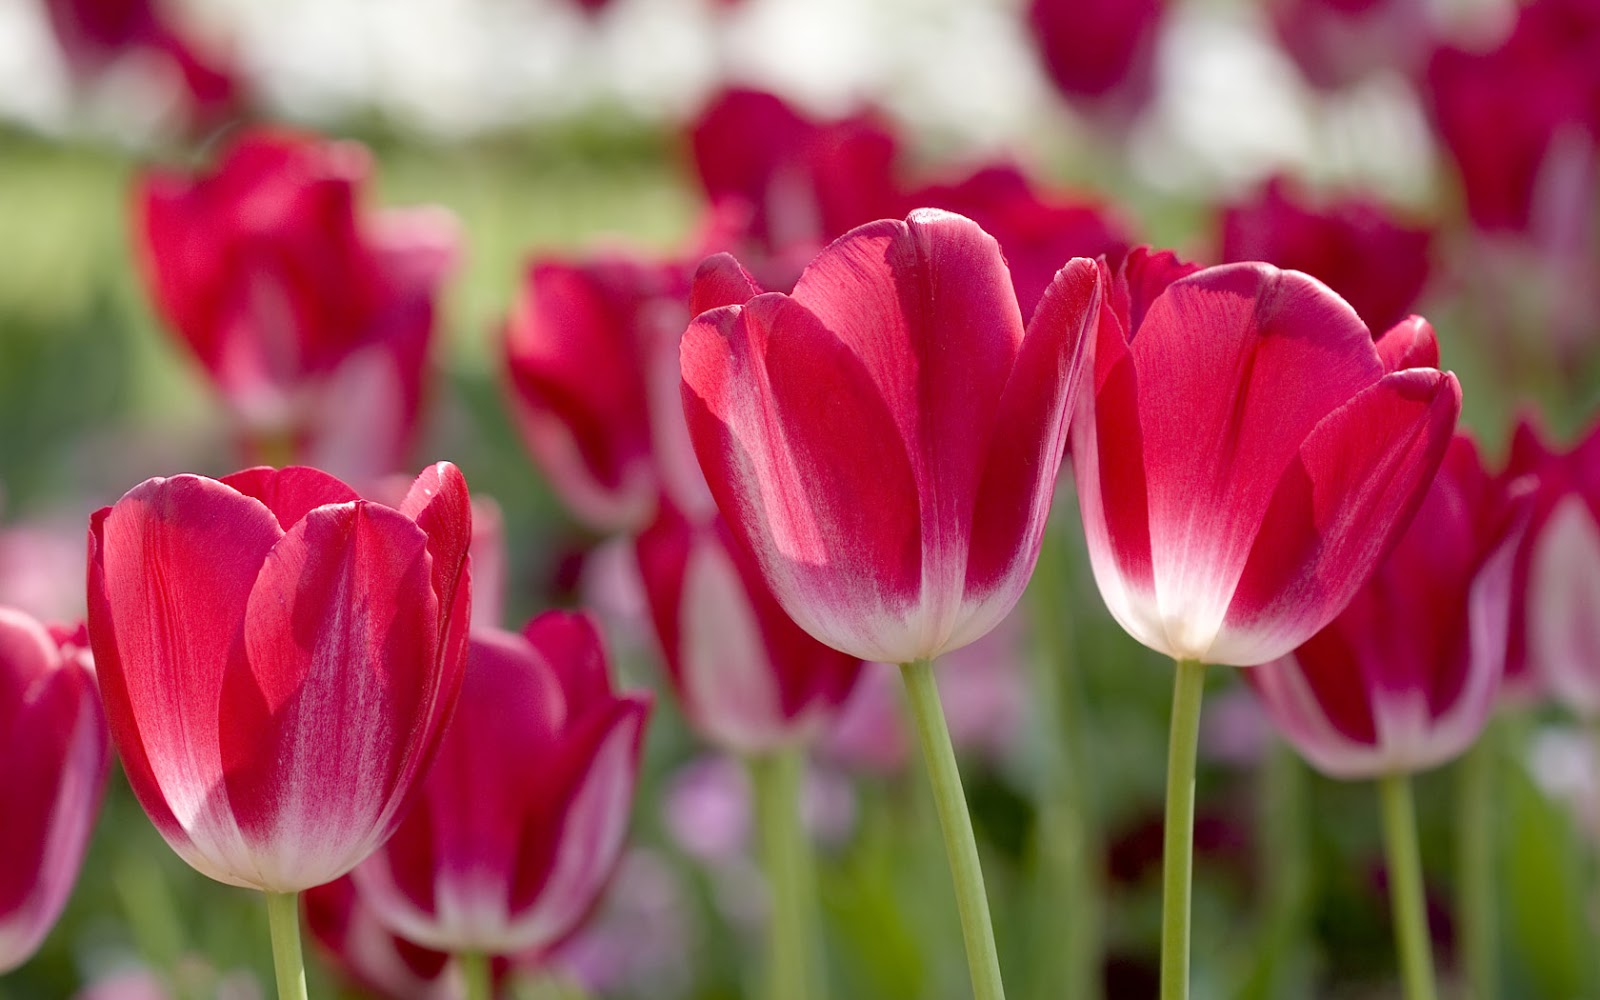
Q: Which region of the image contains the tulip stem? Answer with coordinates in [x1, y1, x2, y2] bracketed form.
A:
[752, 746, 822, 1000]
[1380, 772, 1439, 1000]
[900, 657, 1006, 1000]
[264, 891, 308, 1000]
[461, 951, 492, 1000]
[1161, 658, 1206, 1000]
[1457, 724, 1499, 999]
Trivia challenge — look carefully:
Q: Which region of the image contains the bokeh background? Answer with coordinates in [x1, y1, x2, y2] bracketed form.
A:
[2, 0, 1598, 996]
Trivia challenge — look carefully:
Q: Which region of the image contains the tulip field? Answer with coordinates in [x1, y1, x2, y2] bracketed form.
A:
[3, 1, 1600, 999]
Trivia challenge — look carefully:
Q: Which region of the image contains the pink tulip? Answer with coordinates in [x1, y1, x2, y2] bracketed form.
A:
[136, 130, 460, 480]
[351, 612, 651, 955]
[1270, 0, 1433, 90]
[0, 610, 107, 972]
[86, 463, 471, 891]
[635, 504, 862, 753]
[1026, 0, 1165, 118]
[1071, 249, 1461, 666]
[1249, 435, 1526, 777]
[680, 209, 1099, 663]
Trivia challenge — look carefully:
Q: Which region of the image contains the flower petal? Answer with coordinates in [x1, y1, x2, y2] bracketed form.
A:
[1531, 496, 1600, 716]
[1373, 316, 1440, 372]
[690, 252, 764, 315]
[221, 465, 361, 528]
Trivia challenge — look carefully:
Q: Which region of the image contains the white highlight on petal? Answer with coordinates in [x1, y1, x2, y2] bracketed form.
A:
[1532, 497, 1600, 718]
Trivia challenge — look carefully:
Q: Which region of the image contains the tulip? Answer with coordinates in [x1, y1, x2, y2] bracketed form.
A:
[136, 130, 460, 480]
[1217, 177, 1433, 336]
[681, 209, 1100, 1000]
[1069, 249, 1460, 998]
[0, 611, 108, 973]
[1249, 435, 1524, 1000]
[502, 253, 707, 533]
[1269, 0, 1432, 90]
[1026, 0, 1165, 121]
[87, 463, 472, 1000]
[350, 611, 650, 1000]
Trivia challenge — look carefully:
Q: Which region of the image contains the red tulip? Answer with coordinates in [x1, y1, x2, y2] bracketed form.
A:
[689, 88, 900, 261]
[86, 463, 472, 891]
[635, 503, 862, 753]
[1071, 249, 1461, 666]
[1249, 435, 1525, 777]
[1502, 415, 1600, 714]
[680, 209, 1099, 663]
[1426, 0, 1600, 234]
[0, 612, 107, 972]
[1270, 0, 1432, 90]
[906, 164, 1130, 318]
[351, 612, 651, 955]
[1217, 177, 1433, 335]
[1026, 0, 1165, 117]
[136, 130, 460, 479]
[503, 253, 707, 532]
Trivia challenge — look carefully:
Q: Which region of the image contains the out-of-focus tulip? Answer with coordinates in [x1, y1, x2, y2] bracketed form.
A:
[352, 611, 651, 955]
[1503, 415, 1600, 715]
[541, 850, 695, 1000]
[1071, 249, 1461, 666]
[1250, 435, 1526, 777]
[1426, 0, 1600, 235]
[45, 0, 237, 125]
[502, 253, 707, 533]
[1218, 177, 1433, 335]
[689, 88, 900, 264]
[681, 210, 1099, 663]
[136, 130, 460, 480]
[906, 164, 1130, 318]
[635, 504, 862, 753]
[1026, 0, 1165, 119]
[1270, 0, 1432, 90]
[0, 611, 107, 973]
[86, 463, 472, 891]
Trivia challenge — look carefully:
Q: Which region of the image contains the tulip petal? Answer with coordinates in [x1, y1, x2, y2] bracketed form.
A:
[524, 610, 612, 715]
[222, 466, 361, 528]
[1218, 368, 1461, 665]
[682, 294, 921, 661]
[1130, 263, 1385, 659]
[1374, 316, 1440, 372]
[690, 252, 763, 315]
[1531, 496, 1600, 716]
[225, 501, 438, 890]
[94, 476, 283, 885]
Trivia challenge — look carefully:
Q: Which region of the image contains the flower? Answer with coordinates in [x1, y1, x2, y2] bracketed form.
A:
[1269, 0, 1433, 90]
[135, 129, 460, 479]
[1217, 176, 1433, 335]
[304, 876, 489, 1000]
[351, 611, 651, 955]
[0, 611, 107, 972]
[680, 209, 1099, 663]
[635, 503, 862, 753]
[86, 463, 472, 891]
[1026, 0, 1165, 118]
[1070, 248, 1461, 666]
[1249, 435, 1527, 777]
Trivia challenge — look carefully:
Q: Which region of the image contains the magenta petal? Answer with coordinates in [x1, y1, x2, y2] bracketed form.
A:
[523, 610, 612, 714]
[94, 476, 283, 885]
[221, 466, 361, 527]
[1531, 496, 1600, 716]
[1373, 316, 1440, 372]
[225, 501, 438, 891]
[690, 253, 763, 315]
[1219, 368, 1462, 665]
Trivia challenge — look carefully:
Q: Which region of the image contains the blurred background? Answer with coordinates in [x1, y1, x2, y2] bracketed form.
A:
[2, 0, 1598, 996]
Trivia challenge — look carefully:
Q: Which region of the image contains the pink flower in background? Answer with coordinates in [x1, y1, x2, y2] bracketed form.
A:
[136, 130, 460, 481]
[1071, 249, 1460, 665]
[906, 164, 1130, 318]
[681, 211, 1098, 663]
[502, 252, 707, 533]
[1270, 0, 1433, 90]
[1026, 0, 1166, 120]
[1218, 177, 1433, 336]
[352, 612, 651, 955]
[542, 850, 695, 999]
[87, 463, 471, 891]
[1502, 415, 1600, 716]
[635, 504, 862, 754]
[0, 609, 107, 973]
[689, 88, 900, 265]
[1250, 435, 1527, 777]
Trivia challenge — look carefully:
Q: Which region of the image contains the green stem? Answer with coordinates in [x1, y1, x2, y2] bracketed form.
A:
[264, 891, 308, 1000]
[461, 951, 492, 1000]
[1239, 740, 1311, 1000]
[1379, 772, 1439, 1000]
[1457, 723, 1499, 1000]
[751, 747, 822, 1000]
[1026, 526, 1102, 1000]
[1160, 658, 1206, 1000]
[899, 658, 1006, 1000]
